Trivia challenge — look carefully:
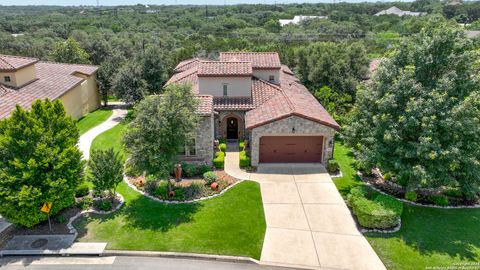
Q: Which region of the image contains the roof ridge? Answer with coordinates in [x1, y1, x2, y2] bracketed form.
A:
[0, 57, 14, 69]
[220, 52, 278, 54]
[253, 76, 281, 90]
[39, 60, 98, 69]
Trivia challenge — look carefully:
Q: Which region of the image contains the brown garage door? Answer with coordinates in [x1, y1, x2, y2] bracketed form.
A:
[259, 136, 324, 163]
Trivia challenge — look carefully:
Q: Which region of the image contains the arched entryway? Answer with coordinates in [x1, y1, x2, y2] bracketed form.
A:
[226, 117, 238, 139]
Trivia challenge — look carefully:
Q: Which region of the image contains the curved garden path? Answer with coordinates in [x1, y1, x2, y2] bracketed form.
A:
[78, 104, 128, 160]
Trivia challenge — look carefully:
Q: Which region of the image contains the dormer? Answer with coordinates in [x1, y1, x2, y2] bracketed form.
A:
[197, 61, 253, 97]
[0, 55, 38, 88]
[219, 52, 281, 84]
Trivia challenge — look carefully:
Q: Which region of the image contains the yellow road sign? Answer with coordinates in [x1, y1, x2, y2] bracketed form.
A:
[41, 202, 52, 213]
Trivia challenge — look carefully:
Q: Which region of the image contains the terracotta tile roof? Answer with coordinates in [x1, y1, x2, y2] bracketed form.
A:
[198, 61, 252, 77]
[213, 77, 281, 111]
[0, 55, 38, 71]
[196, 95, 213, 116]
[219, 52, 281, 69]
[174, 58, 202, 73]
[245, 66, 339, 130]
[165, 66, 199, 93]
[0, 61, 98, 119]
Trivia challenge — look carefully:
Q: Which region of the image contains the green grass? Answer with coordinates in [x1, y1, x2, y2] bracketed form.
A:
[77, 108, 113, 135]
[74, 181, 266, 259]
[90, 122, 126, 160]
[333, 141, 480, 270]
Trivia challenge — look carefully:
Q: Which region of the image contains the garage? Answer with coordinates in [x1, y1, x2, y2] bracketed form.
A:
[259, 136, 324, 163]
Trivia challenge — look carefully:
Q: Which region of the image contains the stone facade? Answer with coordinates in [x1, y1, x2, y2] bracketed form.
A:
[179, 114, 215, 165]
[214, 111, 246, 139]
[250, 115, 336, 166]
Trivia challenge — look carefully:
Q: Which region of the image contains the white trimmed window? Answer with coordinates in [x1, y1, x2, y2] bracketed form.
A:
[178, 139, 196, 156]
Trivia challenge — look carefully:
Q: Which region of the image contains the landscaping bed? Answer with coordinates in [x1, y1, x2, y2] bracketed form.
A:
[360, 169, 479, 207]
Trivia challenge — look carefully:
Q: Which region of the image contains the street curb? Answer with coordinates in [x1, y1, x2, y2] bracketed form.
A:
[102, 250, 260, 264]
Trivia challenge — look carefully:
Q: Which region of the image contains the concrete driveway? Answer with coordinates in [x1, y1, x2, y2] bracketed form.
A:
[250, 164, 386, 270]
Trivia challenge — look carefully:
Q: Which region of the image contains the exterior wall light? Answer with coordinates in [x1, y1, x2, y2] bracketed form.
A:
[292, 127, 295, 133]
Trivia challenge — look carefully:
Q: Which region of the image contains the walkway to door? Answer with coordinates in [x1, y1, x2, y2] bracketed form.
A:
[224, 145, 386, 270]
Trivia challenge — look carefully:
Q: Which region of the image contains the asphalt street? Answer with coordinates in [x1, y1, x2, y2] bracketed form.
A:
[0, 256, 299, 270]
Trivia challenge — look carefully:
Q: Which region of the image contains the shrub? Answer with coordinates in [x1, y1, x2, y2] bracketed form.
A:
[124, 162, 141, 177]
[197, 165, 211, 175]
[75, 183, 90, 198]
[443, 188, 462, 198]
[239, 151, 251, 168]
[429, 194, 449, 206]
[144, 180, 159, 195]
[173, 187, 185, 200]
[76, 196, 93, 210]
[217, 179, 230, 190]
[405, 191, 418, 202]
[218, 138, 226, 144]
[219, 143, 227, 152]
[239, 139, 245, 150]
[383, 172, 392, 181]
[350, 197, 399, 229]
[326, 159, 339, 173]
[56, 215, 67, 224]
[184, 182, 205, 199]
[154, 181, 169, 199]
[94, 199, 112, 211]
[374, 194, 403, 216]
[213, 151, 225, 169]
[182, 163, 198, 178]
[203, 171, 217, 185]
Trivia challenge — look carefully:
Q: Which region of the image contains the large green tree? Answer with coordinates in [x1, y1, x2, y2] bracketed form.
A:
[345, 23, 480, 200]
[51, 37, 90, 64]
[123, 84, 199, 178]
[111, 61, 148, 104]
[0, 100, 83, 227]
[89, 148, 123, 198]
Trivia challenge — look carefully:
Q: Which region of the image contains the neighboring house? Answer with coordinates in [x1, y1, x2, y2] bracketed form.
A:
[166, 52, 340, 166]
[0, 54, 100, 120]
[374, 6, 426, 17]
[279, 15, 327, 27]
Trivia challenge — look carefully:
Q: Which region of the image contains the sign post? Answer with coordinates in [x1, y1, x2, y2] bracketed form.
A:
[41, 202, 53, 232]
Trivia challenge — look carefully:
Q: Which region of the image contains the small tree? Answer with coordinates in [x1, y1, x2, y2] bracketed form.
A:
[51, 37, 90, 64]
[89, 148, 123, 198]
[0, 100, 83, 227]
[123, 84, 199, 181]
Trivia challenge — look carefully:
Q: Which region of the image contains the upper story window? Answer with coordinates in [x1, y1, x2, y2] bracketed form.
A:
[269, 75, 275, 82]
[223, 84, 228, 96]
[4, 76, 11, 82]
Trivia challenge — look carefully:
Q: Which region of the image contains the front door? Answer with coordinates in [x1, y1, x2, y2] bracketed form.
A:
[226, 117, 238, 139]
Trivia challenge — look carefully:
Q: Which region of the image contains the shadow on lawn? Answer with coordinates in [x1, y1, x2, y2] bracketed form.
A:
[368, 205, 480, 261]
[121, 194, 202, 232]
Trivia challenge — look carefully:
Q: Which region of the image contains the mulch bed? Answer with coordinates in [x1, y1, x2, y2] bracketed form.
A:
[214, 170, 240, 183]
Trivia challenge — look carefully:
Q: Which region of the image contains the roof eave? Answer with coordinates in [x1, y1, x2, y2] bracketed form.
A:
[246, 112, 340, 131]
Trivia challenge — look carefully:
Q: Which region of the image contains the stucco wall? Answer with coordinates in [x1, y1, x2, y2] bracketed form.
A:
[198, 76, 251, 97]
[252, 69, 280, 84]
[250, 115, 336, 166]
[0, 64, 36, 88]
[59, 73, 100, 120]
[179, 114, 214, 165]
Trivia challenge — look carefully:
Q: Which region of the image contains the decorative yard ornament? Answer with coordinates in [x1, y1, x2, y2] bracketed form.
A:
[174, 163, 182, 182]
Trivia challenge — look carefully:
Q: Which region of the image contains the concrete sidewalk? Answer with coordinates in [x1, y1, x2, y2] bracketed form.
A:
[78, 105, 128, 160]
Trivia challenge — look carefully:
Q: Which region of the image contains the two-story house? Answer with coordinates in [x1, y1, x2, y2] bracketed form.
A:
[166, 52, 340, 167]
[0, 54, 100, 120]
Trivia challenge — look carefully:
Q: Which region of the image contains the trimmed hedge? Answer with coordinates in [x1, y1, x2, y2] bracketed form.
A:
[213, 151, 225, 169]
[239, 150, 250, 168]
[219, 143, 227, 153]
[327, 159, 339, 173]
[239, 139, 245, 150]
[347, 186, 403, 229]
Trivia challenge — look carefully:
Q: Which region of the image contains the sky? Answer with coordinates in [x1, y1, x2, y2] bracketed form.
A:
[0, 0, 412, 6]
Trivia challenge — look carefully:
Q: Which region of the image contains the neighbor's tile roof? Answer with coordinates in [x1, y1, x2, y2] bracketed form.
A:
[174, 58, 202, 73]
[198, 61, 252, 77]
[219, 52, 281, 69]
[0, 61, 98, 119]
[165, 66, 199, 93]
[0, 55, 38, 71]
[245, 65, 339, 130]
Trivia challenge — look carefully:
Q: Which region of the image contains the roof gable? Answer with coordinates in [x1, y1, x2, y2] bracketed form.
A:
[219, 52, 281, 69]
[0, 55, 38, 71]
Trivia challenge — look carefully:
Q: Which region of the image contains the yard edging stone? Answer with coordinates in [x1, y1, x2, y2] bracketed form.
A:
[67, 193, 125, 238]
[123, 175, 245, 204]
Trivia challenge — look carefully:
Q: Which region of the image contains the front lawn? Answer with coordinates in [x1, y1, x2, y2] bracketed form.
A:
[90, 122, 126, 160]
[333, 141, 480, 270]
[74, 180, 266, 259]
[77, 108, 113, 135]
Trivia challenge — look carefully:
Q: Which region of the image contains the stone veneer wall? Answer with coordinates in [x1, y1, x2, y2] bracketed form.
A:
[180, 114, 214, 165]
[250, 115, 336, 166]
[214, 111, 246, 139]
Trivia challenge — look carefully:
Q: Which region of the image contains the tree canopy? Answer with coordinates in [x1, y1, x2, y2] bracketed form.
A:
[51, 37, 90, 64]
[345, 22, 480, 199]
[0, 99, 83, 227]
